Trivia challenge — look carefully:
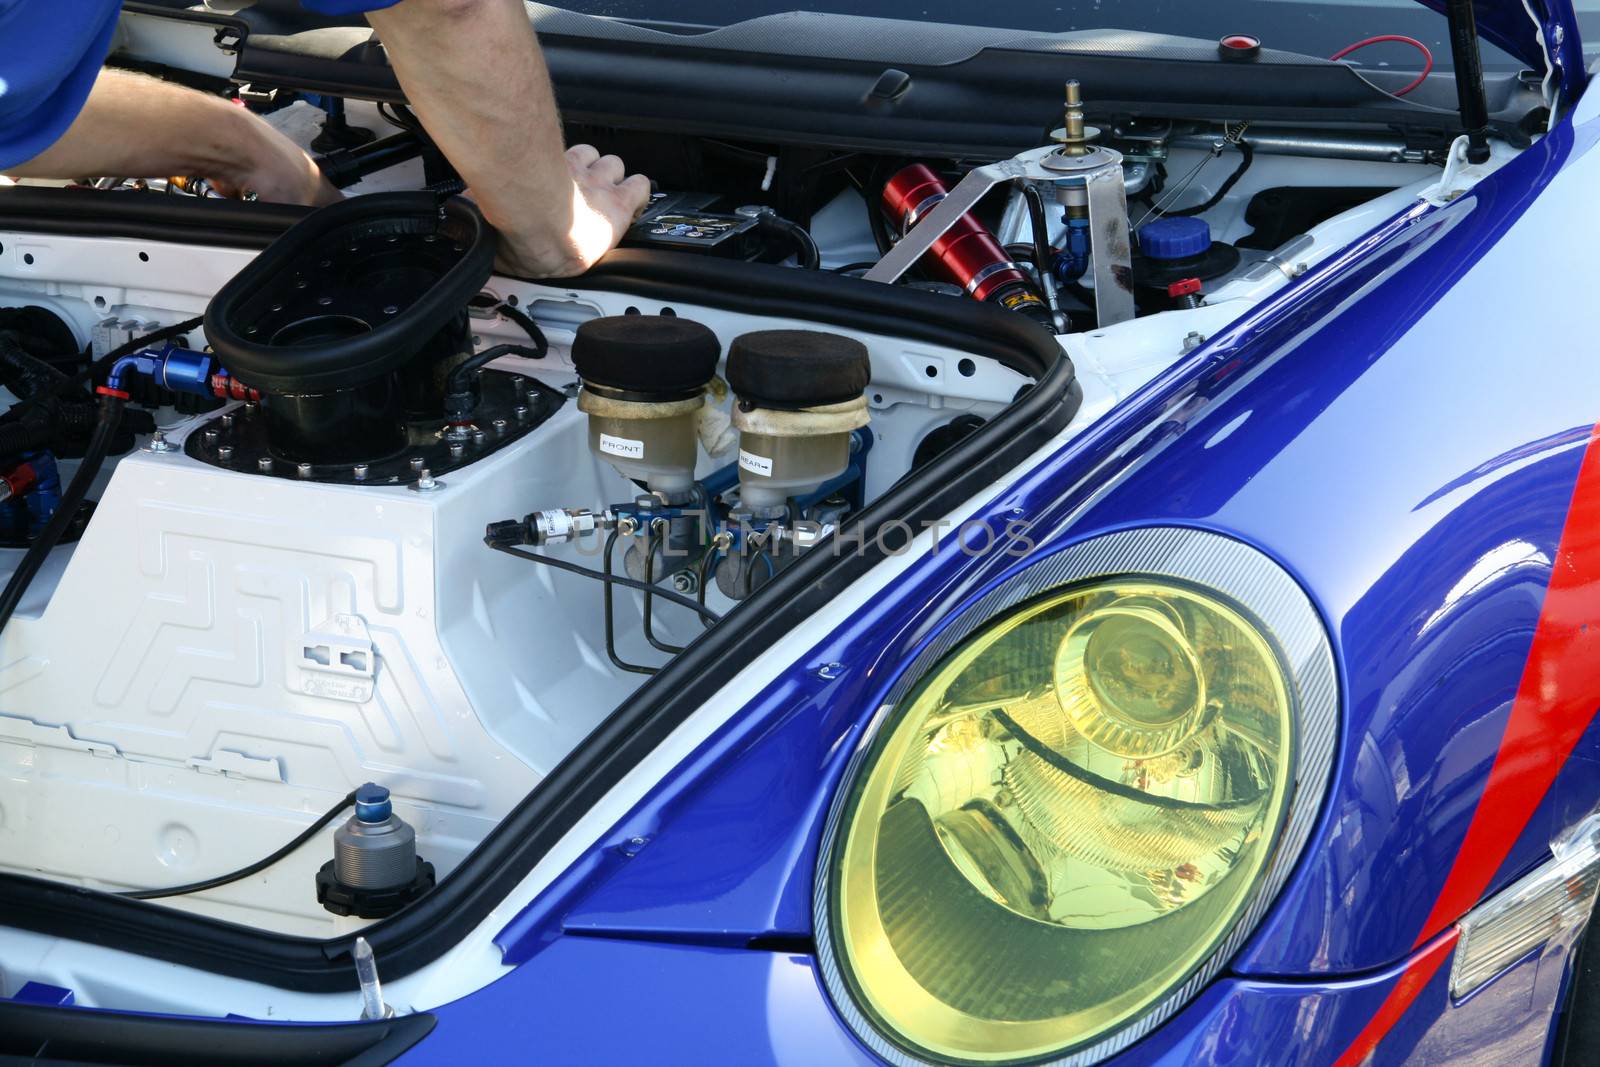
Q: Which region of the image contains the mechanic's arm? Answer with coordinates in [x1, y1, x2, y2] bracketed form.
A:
[365, 0, 650, 278]
[4, 68, 337, 206]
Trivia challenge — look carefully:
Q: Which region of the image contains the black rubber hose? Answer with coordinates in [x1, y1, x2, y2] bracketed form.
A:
[0, 392, 125, 637]
[1171, 141, 1255, 218]
[0, 333, 70, 401]
[758, 213, 820, 270]
[121, 791, 358, 901]
[4, 317, 203, 431]
[441, 333, 548, 423]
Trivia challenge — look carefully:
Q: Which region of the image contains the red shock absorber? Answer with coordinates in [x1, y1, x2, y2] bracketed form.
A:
[880, 164, 1046, 319]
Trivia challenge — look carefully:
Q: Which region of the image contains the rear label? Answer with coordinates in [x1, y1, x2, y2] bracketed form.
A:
[740, 450, 775, 477]
[600, 434, 646, 460]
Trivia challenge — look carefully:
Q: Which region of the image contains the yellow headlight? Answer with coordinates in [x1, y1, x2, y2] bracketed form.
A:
[825, 578, 1296, 1065]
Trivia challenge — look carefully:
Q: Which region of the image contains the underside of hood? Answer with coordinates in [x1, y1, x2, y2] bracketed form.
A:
[1416, 0, 1586, 98]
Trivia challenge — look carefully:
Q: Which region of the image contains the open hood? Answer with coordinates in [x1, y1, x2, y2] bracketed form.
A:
[1418, 0, 1585, 97]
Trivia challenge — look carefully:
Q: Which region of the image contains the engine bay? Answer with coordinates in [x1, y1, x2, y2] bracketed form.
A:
[0, 57, 1519, 1012]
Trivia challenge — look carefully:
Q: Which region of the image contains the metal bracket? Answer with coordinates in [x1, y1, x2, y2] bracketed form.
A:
[863, 144, 1136, 329]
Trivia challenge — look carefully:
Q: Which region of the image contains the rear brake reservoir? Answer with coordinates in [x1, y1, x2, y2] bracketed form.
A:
[727, 330, 871, 516]
[571, 316, 721, 497]
[882, 164, 1047, 321]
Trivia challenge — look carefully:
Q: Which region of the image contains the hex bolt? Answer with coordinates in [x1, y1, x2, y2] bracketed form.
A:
[514, 405, 530, 422]
[472, 430, 488, 448]
[353, 464, 370, 481]
[672, 571, 698, 596]
[202, 429, 219, 445]
[409, 457, 426, 472]
[217, 445, 235, 463]
[491, 419, 508, 434]
[243, 401, 259, 416]
[510, 375, 526, 390]
[416, 469, 439, 492]
[148, 430, 173, 454]
[449, 442, 466, 459]
[297, 462, 314, 478]
[220, 413, 234, 430]
[525, 389, 540, 405]
[257, 457, 274, 472]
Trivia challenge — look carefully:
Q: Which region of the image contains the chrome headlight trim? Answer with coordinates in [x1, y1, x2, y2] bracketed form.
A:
[813, 526, 1339, 1067]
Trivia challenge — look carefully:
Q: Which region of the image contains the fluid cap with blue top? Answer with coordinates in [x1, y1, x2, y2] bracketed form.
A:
[317, 782, 436, 919]
[1138, 217, 1215, 261]
[1132, 215, 1242, 298]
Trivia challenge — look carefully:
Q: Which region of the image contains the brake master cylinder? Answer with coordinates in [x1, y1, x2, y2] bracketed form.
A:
[572, 315, 721, 498]
[316, 784, 435, 919]
[727, 329, 871, 515]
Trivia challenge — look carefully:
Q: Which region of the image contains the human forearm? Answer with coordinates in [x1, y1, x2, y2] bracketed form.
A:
[7, 68, 335, 205]
[368, 0, 648, 276]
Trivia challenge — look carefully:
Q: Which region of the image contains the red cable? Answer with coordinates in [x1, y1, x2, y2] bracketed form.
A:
[1329, 34, 1434, 97]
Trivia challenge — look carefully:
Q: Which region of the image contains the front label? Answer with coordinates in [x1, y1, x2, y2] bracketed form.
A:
[740, 449, 775, 477]
[600, 433, 646, 460]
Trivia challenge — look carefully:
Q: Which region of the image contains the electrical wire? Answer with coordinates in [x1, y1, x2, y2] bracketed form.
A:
[6, 318, 204, 430]
[1133, 124, 1253, 228]
[497, 302, 544, 347]
[0, 392, 126, 638]
[1169, 140, 1254, 217]
[1330, 35, 1434, 97]
[487, 540, 722, 624]
[120, 791, 357, 901]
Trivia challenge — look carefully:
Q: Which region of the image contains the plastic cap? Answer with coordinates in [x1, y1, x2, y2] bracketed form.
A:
[1167, 278, 1204, 298]
[355, 783, 393, 823]
[1138, 217, 1213, 262]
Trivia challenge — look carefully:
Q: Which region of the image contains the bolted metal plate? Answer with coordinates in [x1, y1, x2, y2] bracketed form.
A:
[182, 370, 566, 486]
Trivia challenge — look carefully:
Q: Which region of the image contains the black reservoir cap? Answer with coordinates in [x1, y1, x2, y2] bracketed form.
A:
[727, 330, 871, 409]
[572, 315, 721, 400]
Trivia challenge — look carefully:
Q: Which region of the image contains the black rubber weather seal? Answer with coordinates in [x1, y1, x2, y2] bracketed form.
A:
[0, 189, 1078, 991]
[0, 1000, 433, 1067]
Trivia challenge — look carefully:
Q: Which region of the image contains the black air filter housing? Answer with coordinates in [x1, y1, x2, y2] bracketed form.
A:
[727, 330, 870, 409]
[571, 315, 721, 401]
[203, 192, 496, 464]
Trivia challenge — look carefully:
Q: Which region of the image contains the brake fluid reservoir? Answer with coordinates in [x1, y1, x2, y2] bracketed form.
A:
[727, 330, 871, 515]
[572, 316, 721, 497]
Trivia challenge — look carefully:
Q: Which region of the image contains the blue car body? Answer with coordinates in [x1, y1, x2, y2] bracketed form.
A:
[1, 3, 1597, 1065]
[389, 25, 1600, 1063]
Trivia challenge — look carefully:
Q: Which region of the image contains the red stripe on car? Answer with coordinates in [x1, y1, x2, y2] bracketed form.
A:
[1331, 931, 1459, 1067]
[1415, 425, 1600, 946]
[1334, 425, 1600, 1062]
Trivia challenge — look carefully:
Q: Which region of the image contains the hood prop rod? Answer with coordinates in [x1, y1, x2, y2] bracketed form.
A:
[1445, 0, 1493, 163]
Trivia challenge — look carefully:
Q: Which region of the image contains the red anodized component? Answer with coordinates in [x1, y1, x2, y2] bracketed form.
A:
[1167, 277, 1204, 299]
[880, 164, 1037, 306]
[210, 372, 262, 403]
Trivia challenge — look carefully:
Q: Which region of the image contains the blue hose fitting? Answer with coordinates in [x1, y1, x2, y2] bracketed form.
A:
[107, 343, 216, 397]
[1051, 217, 1092, 284]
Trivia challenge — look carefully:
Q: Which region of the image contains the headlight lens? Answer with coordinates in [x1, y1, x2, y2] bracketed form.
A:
[825, 577, 1297, 1065]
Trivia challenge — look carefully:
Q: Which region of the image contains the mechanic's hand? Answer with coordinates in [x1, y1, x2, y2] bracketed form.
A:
[212, 109, 341, 207]
[497, 145, 651, 279]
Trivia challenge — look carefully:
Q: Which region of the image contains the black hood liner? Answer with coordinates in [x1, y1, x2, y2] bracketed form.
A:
[119, 2, 1504, 157]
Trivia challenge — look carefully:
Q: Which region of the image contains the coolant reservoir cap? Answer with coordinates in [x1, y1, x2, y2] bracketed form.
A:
[1138, 217, 1213, 261]
[727, 330, 871, 410]
[571, 316, 721, 400]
